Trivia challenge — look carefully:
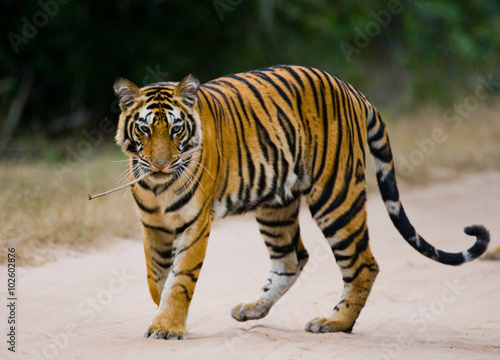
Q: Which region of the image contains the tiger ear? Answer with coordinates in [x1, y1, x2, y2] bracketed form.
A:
[114, 78, 142, 112]
[173, 74, 199, 108]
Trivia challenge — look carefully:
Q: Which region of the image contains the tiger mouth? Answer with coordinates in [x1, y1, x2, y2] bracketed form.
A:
[150, 171, 171, 179]
[147, 164, 185, 182]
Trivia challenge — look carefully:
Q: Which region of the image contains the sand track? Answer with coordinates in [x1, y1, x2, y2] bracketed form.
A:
[4, 172, 500, 359]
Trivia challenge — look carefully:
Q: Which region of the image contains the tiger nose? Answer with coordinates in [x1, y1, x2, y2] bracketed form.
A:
[153, 161, 169, 170]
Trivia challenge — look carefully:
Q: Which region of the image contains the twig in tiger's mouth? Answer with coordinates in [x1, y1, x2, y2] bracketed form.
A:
[88, 171, 153, 200]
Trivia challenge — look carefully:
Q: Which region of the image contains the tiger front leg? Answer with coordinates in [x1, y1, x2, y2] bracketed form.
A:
[144, 214, 211, 340]
[141, 222, 175, 306]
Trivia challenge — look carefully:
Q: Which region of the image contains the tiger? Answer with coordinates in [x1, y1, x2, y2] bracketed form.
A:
[113, 65, 490, 340]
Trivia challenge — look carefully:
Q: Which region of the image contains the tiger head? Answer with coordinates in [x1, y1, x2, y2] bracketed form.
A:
[113, 75, 202, 184]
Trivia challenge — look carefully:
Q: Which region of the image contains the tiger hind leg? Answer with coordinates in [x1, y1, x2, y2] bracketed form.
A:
[306, 189, 379, 333]
[231, 198, 309, 322]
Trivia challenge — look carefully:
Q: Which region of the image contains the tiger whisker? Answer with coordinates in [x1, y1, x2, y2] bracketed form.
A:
[137, 158, 151, 167]
[181, 165, 199, 191]
[181, 163, 205, 193]
[117, 162, 143, 186]
[178, 166, 192, 193]
[117, 166, 134, 184]
[115, 158, 144, 185]
[190, 160, 215, 181]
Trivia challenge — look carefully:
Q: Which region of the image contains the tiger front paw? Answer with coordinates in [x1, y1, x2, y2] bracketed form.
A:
[144, 324, 186, 340]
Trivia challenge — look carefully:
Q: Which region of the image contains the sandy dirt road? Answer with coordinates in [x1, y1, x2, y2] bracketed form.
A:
[3, 172, 500, 360]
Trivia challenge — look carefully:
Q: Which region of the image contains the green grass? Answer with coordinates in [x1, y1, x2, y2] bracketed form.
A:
[1, 104, 499, 265]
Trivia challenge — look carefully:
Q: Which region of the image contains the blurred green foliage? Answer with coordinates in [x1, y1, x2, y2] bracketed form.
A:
[1, 0, 499, 138]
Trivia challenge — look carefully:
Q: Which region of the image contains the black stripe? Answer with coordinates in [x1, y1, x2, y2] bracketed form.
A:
[226, 74, 271, 118]
[141, 221, 174, 235]
[173, 284, 192, 302]
[146, 102, 160, 110]
[173, 210, 202, 235]
[308, 108, 341, 218]
[256, 72, 294, 110]
[259, 173, 278, 205]
[214, 89, 259, 190]
[273, 71, 296, 97]
[350, 97, 366, 162]
[371, 142, 392, 163]
[377, 167, 400, 203]
[314, 141, 354, 220]
[370, 114, 392, 163]
[310, 76, 356, 218]
[250, 107, 278, 164]
[298, 67, 320, 117]
[146, 264, 162, 279]
[123, 115, 133, 146]
[198, 89, 217, 119]
[176, 222, 210, 255]
[333, 253, 351, 262]
[249, 72, 267, 86]
[270, 270, 296, 277]
[256, 217, 295, 227]
[273, 100, 297, 157]
[340, 230, 369, 269]
[164, 182, 198, 213]
[311, 68, 331, 183]
[213, 80, 252, 125]
[322, 190, 366, 240]
[342, 262, 377, 283]
[153, 247, 172, 260]
[260, 229, 282, 239]
[331, 222, 366, 252]
[210, 88, 244, 180]
[151, 256, 173, 270]
[315, 69, 340, 184]
[282, 66, 305, 90]
[218, 164, 231, 213]
[355, 159, 365, 184]
[153, 180, 175, 196]
[218, 89, 255, 204]
[294, 140, 304, 182]
[368, 122, 385, 142]
[256, 163, 267, 199]
[138, 180, 153, 192]
[173, 261, 203, 282]
[132, 192, 160, 214]
[147, 273, 161, 282]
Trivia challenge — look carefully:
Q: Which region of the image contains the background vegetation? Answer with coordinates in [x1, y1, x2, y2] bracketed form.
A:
[2, 0, 499, 142]
[1, 0, 499, 264]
